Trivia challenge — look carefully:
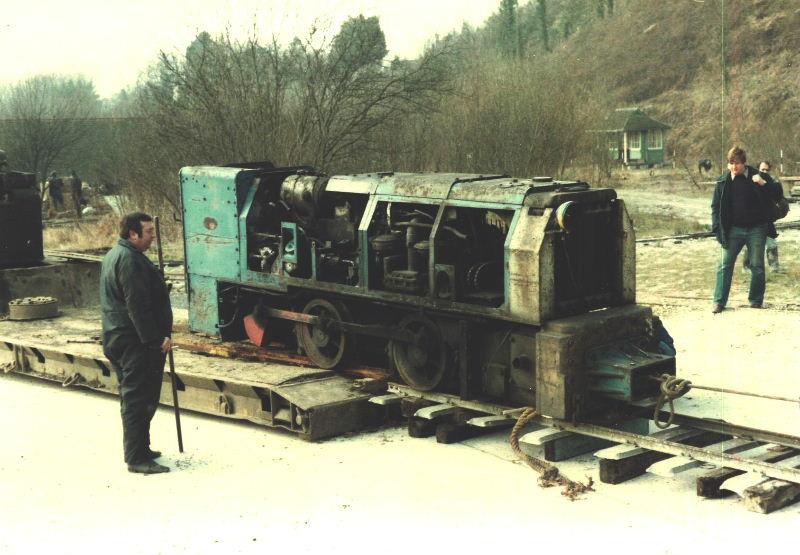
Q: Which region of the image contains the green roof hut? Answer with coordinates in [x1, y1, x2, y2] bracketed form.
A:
[601, 108, 671, 168]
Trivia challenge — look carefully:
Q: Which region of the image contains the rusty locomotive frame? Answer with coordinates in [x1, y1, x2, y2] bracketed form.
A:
[181, 162, 674, 422]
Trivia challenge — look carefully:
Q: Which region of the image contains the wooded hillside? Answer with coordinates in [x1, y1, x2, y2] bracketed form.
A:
[1, 0, 798, 211]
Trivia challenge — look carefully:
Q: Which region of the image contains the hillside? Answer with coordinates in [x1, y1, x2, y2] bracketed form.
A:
[467, 0, 800, 168]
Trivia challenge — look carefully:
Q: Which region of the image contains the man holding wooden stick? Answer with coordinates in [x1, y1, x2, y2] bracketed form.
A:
[100, 212, 173, 474]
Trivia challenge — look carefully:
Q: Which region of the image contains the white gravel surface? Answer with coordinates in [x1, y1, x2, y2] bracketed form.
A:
[1, 299, 799, 555]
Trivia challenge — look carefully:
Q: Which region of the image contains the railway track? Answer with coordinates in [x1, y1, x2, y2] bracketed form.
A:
[636, 218, 800, 244]
[43, 249, 185, 279]
[368, 385, 800, 513]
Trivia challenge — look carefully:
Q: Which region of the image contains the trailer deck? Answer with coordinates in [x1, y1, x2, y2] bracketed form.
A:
[0, 308, 380, 440]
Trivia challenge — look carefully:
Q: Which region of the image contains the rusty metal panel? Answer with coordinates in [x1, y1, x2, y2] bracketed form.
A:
[325, 174, 382, 195]
[506, 208, 551, 325]
[448, 177, 534, 205]
[617, 199, 637, 303]
[0, 260, 100, 313]
[523, 187, 616, 209]
[375, 173, 475, 199]
[535, 305, 657, 420]
[187, 275, 220, 336]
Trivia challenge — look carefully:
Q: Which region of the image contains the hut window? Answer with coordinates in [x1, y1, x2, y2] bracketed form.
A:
[629, 132, 641, 149]
[648, 129, 663, 149]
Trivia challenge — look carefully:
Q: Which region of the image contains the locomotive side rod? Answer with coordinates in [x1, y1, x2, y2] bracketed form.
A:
[261, 306, 418, 342]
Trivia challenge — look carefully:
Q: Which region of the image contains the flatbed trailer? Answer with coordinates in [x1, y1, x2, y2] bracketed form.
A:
[0, 308, 380, 440]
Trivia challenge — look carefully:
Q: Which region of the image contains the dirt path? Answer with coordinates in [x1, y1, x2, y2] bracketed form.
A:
[617, 189, 713, 225]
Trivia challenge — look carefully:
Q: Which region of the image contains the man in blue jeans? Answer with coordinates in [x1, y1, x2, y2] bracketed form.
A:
[711, 146, 779, 313]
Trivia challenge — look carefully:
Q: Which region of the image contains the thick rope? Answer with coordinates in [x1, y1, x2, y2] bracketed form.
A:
[509, 408, 594, 500]
[653, 374, 692, 429]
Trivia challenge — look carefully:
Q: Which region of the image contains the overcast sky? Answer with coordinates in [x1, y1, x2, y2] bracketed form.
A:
[0, 0, 499, 99]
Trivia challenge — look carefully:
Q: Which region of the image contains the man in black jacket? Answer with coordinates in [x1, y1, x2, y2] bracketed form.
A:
[711, 147, 779, 313]
[743, 160, 785, 273]
[101, 212, 173, 474]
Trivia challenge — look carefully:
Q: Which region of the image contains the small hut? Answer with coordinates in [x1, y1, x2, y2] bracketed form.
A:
[600, 107, 670, 168]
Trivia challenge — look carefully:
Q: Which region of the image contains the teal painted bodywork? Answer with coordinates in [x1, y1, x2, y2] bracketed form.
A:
[181, 166, 624, 336]
[585, 341, 674, 402]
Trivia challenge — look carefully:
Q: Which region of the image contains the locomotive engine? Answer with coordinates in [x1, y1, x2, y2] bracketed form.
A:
[181, 162, 674, 421]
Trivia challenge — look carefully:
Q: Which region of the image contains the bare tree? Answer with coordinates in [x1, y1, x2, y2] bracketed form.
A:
[0, 75, 100, 180]
[133, 17, 454, 174]
[289, 16, 455, 169]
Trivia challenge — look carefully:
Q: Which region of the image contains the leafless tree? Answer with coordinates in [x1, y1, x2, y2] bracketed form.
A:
[134, 17, 454, 173]
[0, 75, 100, 180]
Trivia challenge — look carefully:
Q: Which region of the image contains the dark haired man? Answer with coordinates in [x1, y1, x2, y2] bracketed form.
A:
[100, 212, 173, 474]
[711, 147, 780, 313]
[743, 160, 784, 273]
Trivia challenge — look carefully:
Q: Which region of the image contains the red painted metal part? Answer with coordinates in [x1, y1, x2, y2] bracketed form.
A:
[244, 314, 268, 347]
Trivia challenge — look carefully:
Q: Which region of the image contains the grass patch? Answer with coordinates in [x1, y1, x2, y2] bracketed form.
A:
[627, 206, 709, 239]
[43, 214, 185, 263]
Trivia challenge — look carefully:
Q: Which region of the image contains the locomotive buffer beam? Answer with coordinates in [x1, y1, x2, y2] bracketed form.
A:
[262, 307, 417, 343]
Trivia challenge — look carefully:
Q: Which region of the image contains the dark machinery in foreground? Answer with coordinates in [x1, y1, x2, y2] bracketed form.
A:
[0, 168, 43, 268]
[181, 163, 675, 421]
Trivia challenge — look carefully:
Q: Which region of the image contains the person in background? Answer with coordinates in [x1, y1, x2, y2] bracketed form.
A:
[47, 172, 65, 211]
[742, 160, 784, 273]
[70, 170, 83, 219]
[711, 147, 778, 313]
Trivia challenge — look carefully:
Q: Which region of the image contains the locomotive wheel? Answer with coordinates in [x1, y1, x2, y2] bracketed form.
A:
[390, 314, 447, 391]
[296, 298, 352, 369]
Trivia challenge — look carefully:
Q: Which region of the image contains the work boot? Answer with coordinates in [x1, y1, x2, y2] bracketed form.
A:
[146, 449, 162, 459]
[749, 303, 763, 309]
[128, 460, 170, 475]
[711, 304, 725, 314]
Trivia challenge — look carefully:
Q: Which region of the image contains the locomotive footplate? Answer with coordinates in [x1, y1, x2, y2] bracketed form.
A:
[0, 308, 381, 441]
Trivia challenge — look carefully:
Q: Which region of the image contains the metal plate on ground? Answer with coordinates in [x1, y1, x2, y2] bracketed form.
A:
[8, 297, 60, 320]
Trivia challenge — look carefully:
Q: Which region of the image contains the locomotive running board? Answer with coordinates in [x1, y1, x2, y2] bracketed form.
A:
[0, 335, 380, 441]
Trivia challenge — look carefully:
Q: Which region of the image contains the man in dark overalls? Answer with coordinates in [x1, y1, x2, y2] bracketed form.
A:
[100, 212, 173, 474]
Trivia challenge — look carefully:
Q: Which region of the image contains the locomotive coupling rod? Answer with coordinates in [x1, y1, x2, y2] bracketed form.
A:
[262, 306, 417, 342]
[155, 217, 184, 453]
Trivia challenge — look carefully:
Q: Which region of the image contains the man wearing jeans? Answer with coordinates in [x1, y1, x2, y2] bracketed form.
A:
[742, 160, 784, 273]
[711, 146, 778, 313]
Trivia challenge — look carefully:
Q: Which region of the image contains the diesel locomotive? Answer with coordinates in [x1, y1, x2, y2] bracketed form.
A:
[181, 162, 674, 421]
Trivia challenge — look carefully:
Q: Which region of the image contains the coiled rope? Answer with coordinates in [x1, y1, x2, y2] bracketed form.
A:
[653, 374, 692, 429]
[509, 408, 594, 500]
